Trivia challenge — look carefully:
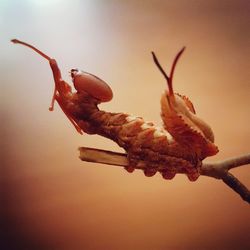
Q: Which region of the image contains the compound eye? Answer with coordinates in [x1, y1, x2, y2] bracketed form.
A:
[72, 71, 113, 102]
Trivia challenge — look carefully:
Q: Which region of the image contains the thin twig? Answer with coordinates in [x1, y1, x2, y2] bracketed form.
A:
[79, 147, 250, 203]
[221, 172, 250, 203]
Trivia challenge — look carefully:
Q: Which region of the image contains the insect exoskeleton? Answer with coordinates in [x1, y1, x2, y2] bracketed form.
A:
[12, 38, 219, 181]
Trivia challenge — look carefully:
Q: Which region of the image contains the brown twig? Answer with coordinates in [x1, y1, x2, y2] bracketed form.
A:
[201, 155, 250, 203]
[79, 147, 250, 203]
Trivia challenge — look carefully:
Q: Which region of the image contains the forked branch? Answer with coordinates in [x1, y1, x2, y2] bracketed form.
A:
[79, 147, 250, 203]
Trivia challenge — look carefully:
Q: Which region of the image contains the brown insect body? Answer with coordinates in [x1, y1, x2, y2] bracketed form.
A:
[12, 39, 219, 181]
[64, 90, 216, 181]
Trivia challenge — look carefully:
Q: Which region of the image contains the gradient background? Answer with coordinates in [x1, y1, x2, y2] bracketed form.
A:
[1, 0, 250, 249]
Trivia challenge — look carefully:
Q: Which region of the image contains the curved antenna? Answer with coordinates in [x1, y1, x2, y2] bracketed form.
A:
[169, 47, 185, 87]
[152, 47, 186, 97]
[151, 52, 170, 83]
[11, 39, 51, 61]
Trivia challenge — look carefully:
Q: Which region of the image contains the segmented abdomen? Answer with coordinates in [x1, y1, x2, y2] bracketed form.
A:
[84, 109, 201, 181]
[69, 93, 200, 180]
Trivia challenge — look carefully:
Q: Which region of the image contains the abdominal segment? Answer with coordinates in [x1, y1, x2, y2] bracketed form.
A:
[82, 110, 201, 181]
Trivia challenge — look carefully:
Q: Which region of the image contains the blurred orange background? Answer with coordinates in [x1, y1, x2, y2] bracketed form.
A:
[1, 0, 250, 249]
